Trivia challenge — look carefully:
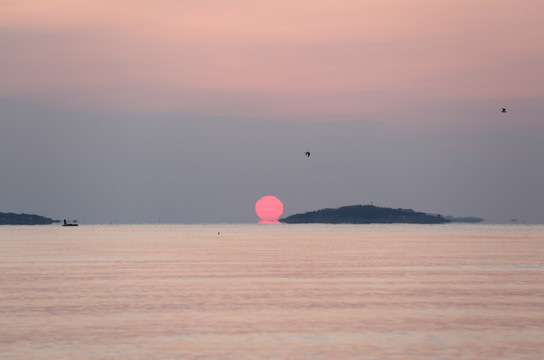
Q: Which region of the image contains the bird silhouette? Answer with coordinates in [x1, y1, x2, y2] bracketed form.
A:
[305, 152, 310, 157]
[501, 108, 507, 113]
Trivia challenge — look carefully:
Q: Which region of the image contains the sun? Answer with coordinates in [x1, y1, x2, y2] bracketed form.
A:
[255, 196, 284, 224]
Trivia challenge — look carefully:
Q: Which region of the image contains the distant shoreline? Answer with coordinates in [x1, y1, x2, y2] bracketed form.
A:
[0, 212, 59, 225]
[280, 204, 483, 224]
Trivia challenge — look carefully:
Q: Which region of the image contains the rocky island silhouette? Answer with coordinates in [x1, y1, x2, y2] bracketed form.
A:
[0, 212, 59, 225]
[280, 204, 482, 224]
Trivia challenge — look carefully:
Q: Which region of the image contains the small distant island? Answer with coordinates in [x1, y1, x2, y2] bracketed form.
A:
[0, 212, 59, 225]
[280, 205, 483, 224]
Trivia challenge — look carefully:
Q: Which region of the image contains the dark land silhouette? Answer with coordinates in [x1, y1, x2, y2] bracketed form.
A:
[0, 212, 59, 225]
[280, 204, 482, 224]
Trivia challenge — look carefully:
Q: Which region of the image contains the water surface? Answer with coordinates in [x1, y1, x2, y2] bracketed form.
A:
[1, 224, 543, 359]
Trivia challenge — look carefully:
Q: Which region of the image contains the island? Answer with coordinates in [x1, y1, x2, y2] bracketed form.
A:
[0, 212, 60, 225]
[279, 204, 481, 224]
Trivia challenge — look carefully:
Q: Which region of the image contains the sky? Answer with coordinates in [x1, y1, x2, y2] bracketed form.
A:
[1, 0, 543, 224]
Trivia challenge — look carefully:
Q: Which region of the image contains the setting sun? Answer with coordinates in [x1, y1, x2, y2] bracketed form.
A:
[255, 196, 283, 224]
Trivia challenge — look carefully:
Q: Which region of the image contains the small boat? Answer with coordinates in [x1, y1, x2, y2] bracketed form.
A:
[62, 219, 78, 227]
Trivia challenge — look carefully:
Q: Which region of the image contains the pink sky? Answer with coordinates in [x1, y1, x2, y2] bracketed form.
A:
[1, 1, 544, 224]
[2, 0, 544, 121]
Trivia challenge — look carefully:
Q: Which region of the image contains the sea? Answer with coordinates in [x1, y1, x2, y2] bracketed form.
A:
[1, 223, 543, 359]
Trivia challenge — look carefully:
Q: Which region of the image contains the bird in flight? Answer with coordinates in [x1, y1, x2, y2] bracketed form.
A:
[501, 108, 507, 113]
[305, 152, 310, 157]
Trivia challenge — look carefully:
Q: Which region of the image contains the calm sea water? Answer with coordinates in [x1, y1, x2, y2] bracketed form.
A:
[1, 224, 543, 359]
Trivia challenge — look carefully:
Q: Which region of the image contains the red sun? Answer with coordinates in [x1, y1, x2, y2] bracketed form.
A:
[255, 196, 284, 224]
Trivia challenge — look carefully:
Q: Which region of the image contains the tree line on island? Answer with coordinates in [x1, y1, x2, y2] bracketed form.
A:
[280, 204, 483, 224]
[0, 212, 59, 225]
